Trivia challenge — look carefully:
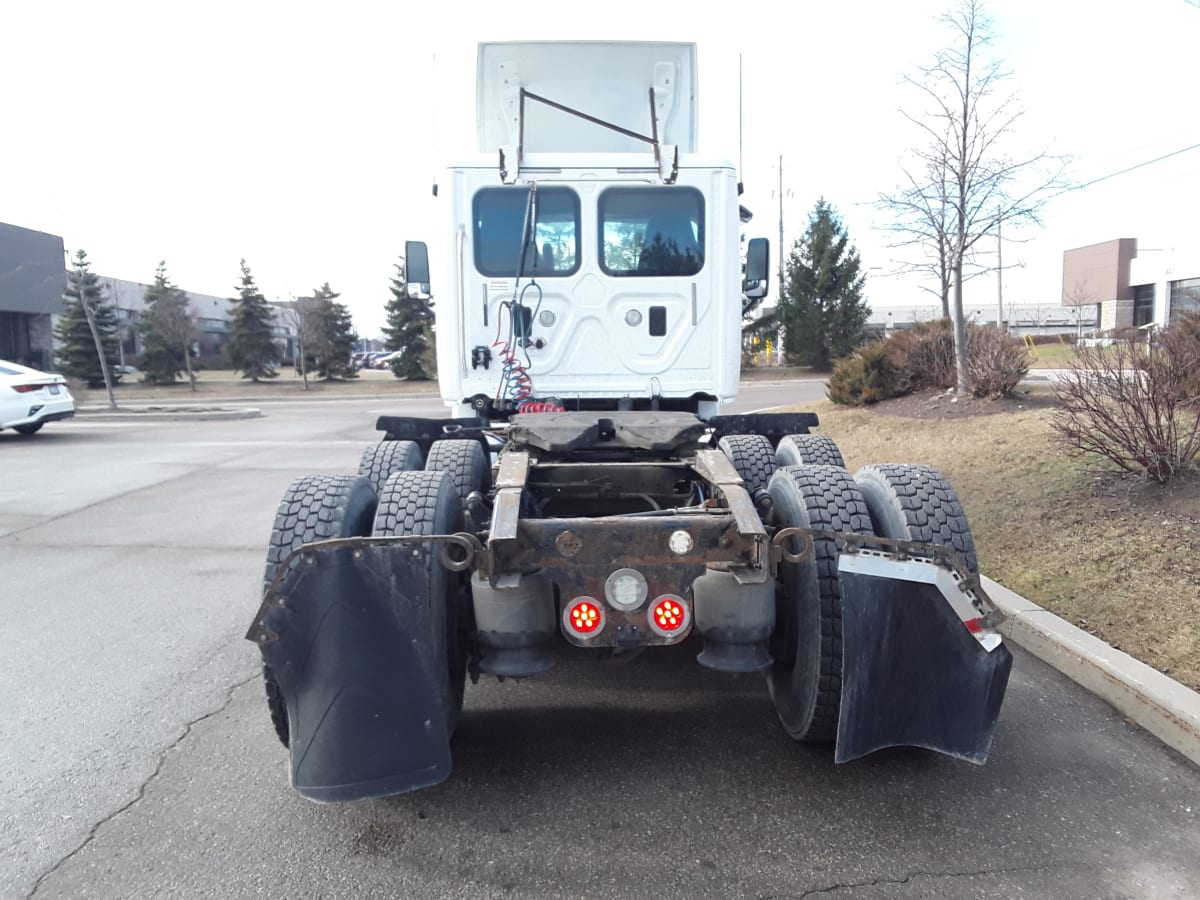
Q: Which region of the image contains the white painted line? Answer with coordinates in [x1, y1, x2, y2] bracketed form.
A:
[985, 575, 1200, 766]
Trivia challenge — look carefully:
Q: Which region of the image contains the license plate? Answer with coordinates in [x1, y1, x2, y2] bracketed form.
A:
[48, 385, 60, 395]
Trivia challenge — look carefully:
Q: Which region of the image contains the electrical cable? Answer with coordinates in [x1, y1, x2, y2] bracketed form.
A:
[486, 182, 565, 413]
[492, 182, 542, 408]
[1055, 142, 1200, 198]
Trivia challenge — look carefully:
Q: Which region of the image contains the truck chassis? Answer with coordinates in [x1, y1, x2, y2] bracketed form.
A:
[247, 410, 1011, 802]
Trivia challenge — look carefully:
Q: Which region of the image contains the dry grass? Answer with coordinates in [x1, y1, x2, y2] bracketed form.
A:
[1026, 341, 1079, 369]
[802, 395, 1200, 690]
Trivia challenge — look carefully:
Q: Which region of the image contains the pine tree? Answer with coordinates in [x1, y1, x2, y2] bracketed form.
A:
[381, 257, 432, 380]
[138, 262, 194, 385]
[777, 199, 870, 369]
[54, 250, 122, 387]
[226, 260, 278, 381]
[308, 283, 357, 379]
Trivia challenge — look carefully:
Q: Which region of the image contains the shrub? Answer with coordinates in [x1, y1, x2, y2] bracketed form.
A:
[874, 320, 1026, 397]
[965, 325, 1030, 398]
[827, 340, 908, 406]
[1051, 331, 1200, 483]
[1174, 310, 1200, 342]
[887, 319, 957, 390]
[1159, 317, 1200, 401]
[827, 319, 1028, 405]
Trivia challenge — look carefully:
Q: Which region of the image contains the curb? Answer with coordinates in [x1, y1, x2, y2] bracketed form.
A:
[78, 407, 262, 421]
[984, 575, 1200, 766]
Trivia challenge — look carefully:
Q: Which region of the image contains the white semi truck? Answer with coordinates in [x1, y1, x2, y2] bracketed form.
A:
[247, 41, 1012, 802]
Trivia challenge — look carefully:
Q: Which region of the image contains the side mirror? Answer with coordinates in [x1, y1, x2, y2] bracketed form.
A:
[405, 241, 431, 292]
[743, 237, 769, 300]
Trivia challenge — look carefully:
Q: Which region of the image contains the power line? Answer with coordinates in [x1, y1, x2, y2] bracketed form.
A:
[1064, 142, 1200, 196]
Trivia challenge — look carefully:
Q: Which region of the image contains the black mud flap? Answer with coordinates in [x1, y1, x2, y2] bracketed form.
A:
[246, 545, 450, 802]
[835, 555, 1012, 765]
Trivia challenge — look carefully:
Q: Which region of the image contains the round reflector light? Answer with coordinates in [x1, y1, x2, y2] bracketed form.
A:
[668, 529, 694, 556]
[564, 597, 605, 639]
[648, 594, 691, 638]
[605, 568, 648, 610]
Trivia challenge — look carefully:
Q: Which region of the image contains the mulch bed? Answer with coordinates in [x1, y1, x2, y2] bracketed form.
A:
[865, 386, 1058, 420]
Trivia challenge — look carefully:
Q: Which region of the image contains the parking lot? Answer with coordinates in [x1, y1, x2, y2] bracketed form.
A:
[2, 390, 1198, 900]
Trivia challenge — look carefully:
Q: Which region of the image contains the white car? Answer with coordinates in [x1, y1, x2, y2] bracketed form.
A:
[0, 359, 76, 435]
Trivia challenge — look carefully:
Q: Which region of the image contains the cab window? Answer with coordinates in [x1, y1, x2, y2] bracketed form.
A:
[599, 187, 704, 276]
[473, 187, 580, 277]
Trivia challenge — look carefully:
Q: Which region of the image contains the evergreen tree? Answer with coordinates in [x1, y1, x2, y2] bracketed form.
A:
[777, 199, 870, 369]
[138, 262, 193, 385]
[381, 256, 432, 380]
[309, 283, 358, 379]
[54, 250, 122, 387]
[226, 260, 278, 381]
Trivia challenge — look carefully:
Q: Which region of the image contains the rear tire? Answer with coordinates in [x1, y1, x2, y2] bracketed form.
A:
[854, 464, 978, 574]
[767, 464, 874, 743]
[13, 422, 44, 435]
[358, 440, 423, 494]
[424, 439, 491, 503]
[776, 433, 845, 468]
[261, 474, 378, 746]
[373, 470, 468, 733]
[718, 434, 776, 497]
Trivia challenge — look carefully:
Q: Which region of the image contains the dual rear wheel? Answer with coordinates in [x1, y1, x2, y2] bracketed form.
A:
[719, 433, 977, 745]
[261, 439, 490, 746]
[769, 461, 978, 743]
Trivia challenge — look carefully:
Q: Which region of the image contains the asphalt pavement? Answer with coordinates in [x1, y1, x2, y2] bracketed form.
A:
[2, 383, 1197, 900]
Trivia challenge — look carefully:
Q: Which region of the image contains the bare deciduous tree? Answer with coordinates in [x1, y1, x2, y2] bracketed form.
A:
[280, 297, 323, 390]
[1065, 279, 1096, 340]
[147, 297, 198, 391]
[879, 0, 1069, 393]
[880, 149, 959, 318]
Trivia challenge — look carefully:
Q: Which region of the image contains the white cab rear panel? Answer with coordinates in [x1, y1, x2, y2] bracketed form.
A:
[435, 161, 741, 415]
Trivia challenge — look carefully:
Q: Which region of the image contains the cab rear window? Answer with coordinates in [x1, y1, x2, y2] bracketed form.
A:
[599, 187, 705, 276]
[473, 187, 580, 277]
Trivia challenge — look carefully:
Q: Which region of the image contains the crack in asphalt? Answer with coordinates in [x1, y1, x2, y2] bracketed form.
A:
[25, 672, 259, 900]
[760, 862, 1072, 899]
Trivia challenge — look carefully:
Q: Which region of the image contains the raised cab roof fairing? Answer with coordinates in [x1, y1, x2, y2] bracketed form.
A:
[476, 41, 698, 156]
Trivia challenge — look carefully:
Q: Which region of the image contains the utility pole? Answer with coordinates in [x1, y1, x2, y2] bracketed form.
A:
[778, 154, 785, 294]
[996, 207, 1005, 332]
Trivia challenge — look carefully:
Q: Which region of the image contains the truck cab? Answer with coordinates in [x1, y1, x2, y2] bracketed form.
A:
[418, 41, 752, 419]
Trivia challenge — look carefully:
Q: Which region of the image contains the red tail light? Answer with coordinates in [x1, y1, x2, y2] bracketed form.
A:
[564, 598, 604, 638]
[648, 595, 691, 638]
[963, 617, 983, 634]
[12, 381, 64, 393]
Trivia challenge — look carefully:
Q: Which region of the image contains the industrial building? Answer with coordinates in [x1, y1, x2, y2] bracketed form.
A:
[0, 222, 66, 369]
[1062, 238, 1200, 331]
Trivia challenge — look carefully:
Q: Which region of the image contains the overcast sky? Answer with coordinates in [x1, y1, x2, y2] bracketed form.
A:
[3, 0, 1197, 335]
